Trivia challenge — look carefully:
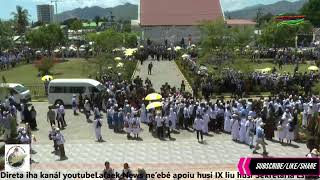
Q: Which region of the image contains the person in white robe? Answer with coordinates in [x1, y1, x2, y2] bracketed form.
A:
[286, 119, 294, 144]
[239, 114, 247, 143]
[139, 104, 147, 123]
[278, 120, 286, 143]
[168, 108, 177, 130]
[231, 114, 240, 141]
[224, 107, 232, 133]
[302, 102, 308, 128]
[124, 113, 132, 138]
[132, 115, 141, 139]
[245, 116, 255, 147]
[202, 109, 210, 134]
[93, 117, 103, 141]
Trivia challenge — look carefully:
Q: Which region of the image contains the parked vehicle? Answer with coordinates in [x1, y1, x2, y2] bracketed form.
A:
[0, 83, 31, 104]
[48, 79, 106, 105]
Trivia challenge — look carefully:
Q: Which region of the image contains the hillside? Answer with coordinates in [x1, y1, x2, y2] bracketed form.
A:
[225, 0, 307, 20]
[56, 3, 138, 22]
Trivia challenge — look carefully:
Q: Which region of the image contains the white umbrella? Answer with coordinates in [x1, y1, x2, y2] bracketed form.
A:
[174, 46, 182, 51]
[117, 62, 124, 68]
[53, 49, 60, 53]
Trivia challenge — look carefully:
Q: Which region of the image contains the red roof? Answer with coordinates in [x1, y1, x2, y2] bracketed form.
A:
[226, 19, 257, 25]
[140, 0, 223, 26]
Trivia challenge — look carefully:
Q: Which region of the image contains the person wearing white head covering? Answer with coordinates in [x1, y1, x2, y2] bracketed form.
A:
[231, 114, 240, 141]
[286, 119, 294, 144]
[239, 113, 247, 143]
[59, 105, 66, 127]
[93, 115, 103, 142]
[224, 106, 232, 133]
[302, 101, 308, 128]
[245, 116, 255, 147]
[139, 104, 147, 123]
[84, 100, 91, 122]
[202, 108, 210, 134]
[253, 122, 268, 155]
[72, 94, 77, 115]
[168, 108, 177, 130]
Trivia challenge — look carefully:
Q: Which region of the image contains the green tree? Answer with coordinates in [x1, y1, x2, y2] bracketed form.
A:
[70, 19, 83, 31]
[124, 32, 137, 48]
[259, 20, 313, 48]
[200, 19, 235, 65]
[0, 20, 14, 50]
[300, 0, 320, 27]
[87, 29, 122, 54]
[233, 26, 254, 53]
[11, 6, 29, 35]
[94, 16, 101, 27]
[26, 24, 65, 56]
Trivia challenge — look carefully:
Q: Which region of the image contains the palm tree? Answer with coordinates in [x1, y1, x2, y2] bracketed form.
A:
[11, 6, 29, 35]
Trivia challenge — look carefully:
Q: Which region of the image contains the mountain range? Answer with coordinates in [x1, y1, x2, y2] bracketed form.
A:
[56, 3, 138, 22]
[225, 0, 307, 20]
[55, 0, 307, 22]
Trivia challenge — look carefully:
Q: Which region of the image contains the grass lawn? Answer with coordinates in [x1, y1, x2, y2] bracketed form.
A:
[207, 58, 311, 74]
[0, 59, 96, 85]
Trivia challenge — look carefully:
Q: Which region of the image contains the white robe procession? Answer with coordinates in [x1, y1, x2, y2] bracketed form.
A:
[231, 118, 240, 141]
[286, 120, 294, 141]
[224, 110, 232, 133]
[239, 118, 247, 143]
[140, 104, 147, 123]
[93, 118, 102, 140]
[124, 115, 132, 134]
[168, 109, 177, 129]
[202, 112, 210, 134]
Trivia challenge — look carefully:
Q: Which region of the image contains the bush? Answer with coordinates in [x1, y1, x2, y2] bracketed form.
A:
[34, 57, 57, 76]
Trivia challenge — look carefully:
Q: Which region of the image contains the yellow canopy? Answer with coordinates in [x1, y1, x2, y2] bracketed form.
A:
[145, 93, 162, 101]
[308, 66, 319, 71]
[124, 48, 138, 57]
[146, 101, 163, 110]
[41, 75, 53, 81]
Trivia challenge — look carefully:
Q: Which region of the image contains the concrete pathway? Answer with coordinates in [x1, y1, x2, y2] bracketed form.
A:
[133, 60, 192, 93]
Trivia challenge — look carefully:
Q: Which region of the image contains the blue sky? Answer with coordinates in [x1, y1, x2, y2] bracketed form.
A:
[0, 0, 300, 21]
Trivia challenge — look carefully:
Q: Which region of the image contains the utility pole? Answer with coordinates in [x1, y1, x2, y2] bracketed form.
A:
[51, 0, 62, 23]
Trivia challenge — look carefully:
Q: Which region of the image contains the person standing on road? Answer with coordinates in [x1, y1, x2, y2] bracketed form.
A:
[56, 104, 64, 129]
[53, 128, 67, 160]
[93, 115, 103, 142]
[47, 106, 56, 127]
[30, 106, 38, 130]
[148, 62, 153, 75]
[72, 94, 78, 115]
[48, 125, 58, 154]
[253, 122, 268, 155]
[194, 114, 204, 142]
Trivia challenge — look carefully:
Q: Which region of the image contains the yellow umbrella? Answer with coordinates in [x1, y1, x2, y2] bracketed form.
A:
[114, 57, 122, 61]
[41, 75, 53, 81]
[145, 93, 162, 101]
[146, 102, 163, 110]
[308, 66, 319, 71]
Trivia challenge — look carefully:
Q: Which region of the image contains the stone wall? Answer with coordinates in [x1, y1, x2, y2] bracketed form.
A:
[141, 25, 202, 44]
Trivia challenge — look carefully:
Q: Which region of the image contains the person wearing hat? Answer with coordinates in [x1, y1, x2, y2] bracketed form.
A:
[155, 111, 163, 139]
[231, 114, 240, 141]
[72, 94, 78, 115]
[168, 108, 177, 130]
[253, 122, 268, 155]
[93, 114, 103, 142]
[224, 106, 232, 133]
[52, 128, 67, 160]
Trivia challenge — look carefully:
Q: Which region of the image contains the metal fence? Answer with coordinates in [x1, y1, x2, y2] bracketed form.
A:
[24, 84, 47, 98]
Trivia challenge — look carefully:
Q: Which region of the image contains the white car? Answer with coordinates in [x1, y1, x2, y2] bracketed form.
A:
[0, 83, 31, 104]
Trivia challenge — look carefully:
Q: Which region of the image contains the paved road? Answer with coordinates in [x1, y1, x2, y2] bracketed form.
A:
[10, 102, 307, 176]
[133, 60, 192, 93]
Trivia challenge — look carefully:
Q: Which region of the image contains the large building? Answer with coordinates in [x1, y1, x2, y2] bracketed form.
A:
[134, 0, 224, 43]
[37, 4, 54, 24]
